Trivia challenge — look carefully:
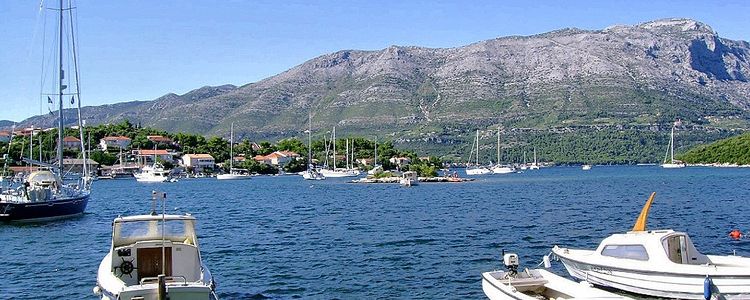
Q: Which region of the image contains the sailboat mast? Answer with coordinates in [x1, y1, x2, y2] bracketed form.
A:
[57, 0, 64, 173]
[307, 113, 312, 171]
[476, 129, 480, 166]
[229, 123, 234, 170]
[496, 129, 500, 165]
[332, 127, 336, 169]
[670, 126, 675, 163]
[374, 137, 377, 166]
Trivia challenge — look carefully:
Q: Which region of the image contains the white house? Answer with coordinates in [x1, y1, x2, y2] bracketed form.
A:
[136, 149, 173, 163]
[99, 136, 132, 151]
[389, 157, 412, 166]
[181, 154, 215, 172]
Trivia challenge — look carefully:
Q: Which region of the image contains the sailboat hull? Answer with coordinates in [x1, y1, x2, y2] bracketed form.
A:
[661, 163, 686, 169]
[0, 194, 89, 222]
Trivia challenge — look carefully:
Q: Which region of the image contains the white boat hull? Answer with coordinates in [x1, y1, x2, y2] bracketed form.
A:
[554, 249, 750, 299]
[492, 166, 514, 174]
[134, 175, 169, 183]
[661, 163, 686, 169]
[466, 167, 492, 175]
[216, 174, 251, 180]
[481, 269, 630, 300]
[320, 169, 359, 178]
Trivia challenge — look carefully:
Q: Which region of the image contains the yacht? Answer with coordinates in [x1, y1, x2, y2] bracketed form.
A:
[581, 164, 592, 171]
[492, 129, 516, 174]
[217, 123, 251, 180]
[552, 192, 750, 299]
[399, 171, 419, 187]
[94, 193, 217, 299]
[301, 113, 325, 180]
[0, 1, 91, 222]
[320, 127, 360, 178]
[661, 120, 686, 168]
[134, 163, 170, 183]
[466, 129, 492, 175]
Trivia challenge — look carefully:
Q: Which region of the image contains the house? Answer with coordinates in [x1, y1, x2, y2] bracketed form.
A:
[62, 136, 81, 149]
[61, 158, 100, 174]
[181, 154, 215, 172]
[135, 149, 174, 163]
[99, 136, 132, 151]
[147, 135, 173, 145]
[389, 157, 412, 166]
[0, 131, 11, 143]
[356, 158, 374, 166]
[253, 151, 301, 166]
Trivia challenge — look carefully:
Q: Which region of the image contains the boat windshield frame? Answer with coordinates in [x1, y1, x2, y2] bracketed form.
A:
[112, 215, 197, 248]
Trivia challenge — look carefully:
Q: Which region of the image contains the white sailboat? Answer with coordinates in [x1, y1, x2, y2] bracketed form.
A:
[367, 137, 382, 175]
[553, 192, 750, 299]
[492, 129, 515, 174]
[528, 148, 540, 170]
[94, 192, 218, 300]
[217, 123, 251, 180]
[320, 127, 359, 178]
[661, 120, 686, 169]
[466, 130, 492, 175]
[302, 113, 324, 180]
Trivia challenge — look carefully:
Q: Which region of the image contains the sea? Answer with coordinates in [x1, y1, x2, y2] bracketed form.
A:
[2, 165, 749, 299]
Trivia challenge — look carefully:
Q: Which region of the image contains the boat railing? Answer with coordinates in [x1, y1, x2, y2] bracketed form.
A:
[140, 275, 188, 286]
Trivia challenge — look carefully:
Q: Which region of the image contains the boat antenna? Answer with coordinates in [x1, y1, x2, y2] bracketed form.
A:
[161, 191, 167, 276]
[150, 190, 157, 215]
[632, 192, 657, 231]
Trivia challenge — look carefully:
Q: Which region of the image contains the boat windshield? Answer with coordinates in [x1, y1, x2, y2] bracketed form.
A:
[600, 244, 649, 261]
[113, 218, 196, 247]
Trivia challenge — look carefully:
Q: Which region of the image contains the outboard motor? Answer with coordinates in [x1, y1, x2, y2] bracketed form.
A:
[503, 252, 519, 277]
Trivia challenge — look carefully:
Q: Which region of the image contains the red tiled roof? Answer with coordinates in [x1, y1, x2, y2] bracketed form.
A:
[63, 136, 81, 142]
[147, 135, 172, 142]
[138, 149, 170, 155]
[183, 154, 214, 159]
[103, 136, 131, 141]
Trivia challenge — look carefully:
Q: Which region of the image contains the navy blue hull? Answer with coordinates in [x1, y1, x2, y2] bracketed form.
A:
[0, 194, 89, 222]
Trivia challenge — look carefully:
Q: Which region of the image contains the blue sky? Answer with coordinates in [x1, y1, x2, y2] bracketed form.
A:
[2, 0, 749, 122]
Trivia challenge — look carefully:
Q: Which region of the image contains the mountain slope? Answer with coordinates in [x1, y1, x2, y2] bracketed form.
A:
[10, 18, 750, 144]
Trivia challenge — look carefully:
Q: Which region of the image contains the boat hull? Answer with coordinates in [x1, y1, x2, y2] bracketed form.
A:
[0, 194, 89, 222]
[481, 269, 630, 300]
[492, 166, 514, 174]
[661, 163, 686, 169]
[554, 250, 750, 299]
[466, 168, 492, 175]
[216, 174, 251, 180]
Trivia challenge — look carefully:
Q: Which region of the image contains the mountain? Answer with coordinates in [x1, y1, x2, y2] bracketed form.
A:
[0, 120, 15, 128]
[8, 18, 750, 156]
[678, 132, 750, 165]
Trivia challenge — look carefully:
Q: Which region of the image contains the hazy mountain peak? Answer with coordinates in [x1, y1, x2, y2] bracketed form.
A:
[638, 18, 714, 34]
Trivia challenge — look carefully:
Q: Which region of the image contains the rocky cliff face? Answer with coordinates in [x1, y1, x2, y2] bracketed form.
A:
[12, 18, 750, 141]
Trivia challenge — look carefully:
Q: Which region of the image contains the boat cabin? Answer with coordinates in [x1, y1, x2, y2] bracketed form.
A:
[110, 214, 204, 287]
[595, 230, 709, 265]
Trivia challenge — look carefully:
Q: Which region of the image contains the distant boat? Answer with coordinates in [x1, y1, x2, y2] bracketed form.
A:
[134, 162, 170, 183]
[581, 164, 592, 170]
[528, 148, 540, 170]
[0, 1, 91, 222]
[492, 129, 515, 174]
[320, 127, 360, 178]
[661, 120, 686, 169]
[94, 192, 218, 299]
[400, 171, 419, 187]
[368, 137, 382, 175]
[302, 113, 325, 180]
[466, 130, 492, 175]
[553, 192, 750, 298]
[217, 123, 251, 180]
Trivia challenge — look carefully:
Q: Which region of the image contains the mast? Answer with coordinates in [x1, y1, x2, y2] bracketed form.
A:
[332, 127, 336, 170]
[670, 125, 675, 163]
[373, 137, 377, 167]
[346, 139, 349, 169]
[475, 129, 480, 166]
[496, 129, 500, 165]
[229, 123, 234, 170]
[307, 113, 312, 172]
[57, 0, 64, 173]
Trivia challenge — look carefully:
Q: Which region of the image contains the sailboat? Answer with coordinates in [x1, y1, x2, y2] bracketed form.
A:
[0, 0, 91, 222]
[320, 127, 360, 178]
[367, 137, 382, 175]
[466, 130, 492, 175]
[217, 123, 251, 180]
[492, 129, 515, 174]
[661, 120, 686, 169]
[302, 113, 324, 180]
[528, 147, 540, 170]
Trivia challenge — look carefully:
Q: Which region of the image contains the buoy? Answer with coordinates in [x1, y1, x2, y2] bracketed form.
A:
[729, 229, 743, 240]
[704, 276, 712, 300]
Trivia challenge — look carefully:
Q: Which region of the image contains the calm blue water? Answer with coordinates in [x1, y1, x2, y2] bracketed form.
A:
[2, 166, 750, 299]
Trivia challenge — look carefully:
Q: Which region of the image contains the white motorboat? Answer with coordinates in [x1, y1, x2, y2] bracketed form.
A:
[400, 171, 419, 187]
[301, 169, 325, 180]
[581, 164, 592, 171]
[94, 193, 217, 300]
[217, 123, 251, 180]
[482, 252, 631, 300]
[492, 165, 515, 174]
[661, 120, 686, 168]
[134, 163, 170, 183]
[552, 192, 750, 299]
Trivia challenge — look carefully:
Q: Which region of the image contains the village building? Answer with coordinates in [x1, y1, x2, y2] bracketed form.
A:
[99, 136, 132, 151]
[253, 150, 301, 166]
[62, 136, 81, 150]
[135, 149, 174, 164]
[181, 154, 215, 172]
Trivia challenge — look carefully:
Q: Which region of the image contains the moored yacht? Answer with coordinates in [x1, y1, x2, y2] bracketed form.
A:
[661, 120, 686, 169]
[94, 193, 217, 300]
[552, 192, 750, 299]
[134, 163, 170, 183]
[217, 123, 251, 180]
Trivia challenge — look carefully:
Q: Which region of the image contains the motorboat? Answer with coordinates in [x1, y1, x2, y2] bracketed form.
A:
[94, 193, 218, 300]
[134, 163, 170, 183]
[302, 169, 325, 180]
[400, 171, 419, 187]
[661, 120, 686, 168]
[0, 1, 91, 222]
[552, 192, 750, 299]
[482, 252, 631, 300]
[581, 164, 592, 171]
[492, 165, 515, 174]
[467, 166, 492, 175]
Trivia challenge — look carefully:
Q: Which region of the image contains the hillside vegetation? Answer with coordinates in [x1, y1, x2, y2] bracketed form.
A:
[678, 132, 750, 165]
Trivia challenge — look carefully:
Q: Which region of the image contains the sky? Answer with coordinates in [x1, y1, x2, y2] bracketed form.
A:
[1, 0, 750, 122]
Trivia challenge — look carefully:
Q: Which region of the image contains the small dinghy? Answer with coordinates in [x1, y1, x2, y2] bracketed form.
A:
[482, 252, 631, 300]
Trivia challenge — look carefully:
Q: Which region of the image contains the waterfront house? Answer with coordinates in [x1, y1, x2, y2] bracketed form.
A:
[62, 136, 81, 149]
[389, 157, 412, 166]
[253, 151, 301, 166]
[99, 136, 132, 151]
[135, 149, 174, 164]
[181, 154, 215, 172]
[147, 135, 173, 146]
[61, 158, 100, 174]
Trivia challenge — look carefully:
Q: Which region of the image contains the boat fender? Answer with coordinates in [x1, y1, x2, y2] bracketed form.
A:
[703, 276, 712, 300]
[543, 254, 551, 269]
[729, 229, 743, 240]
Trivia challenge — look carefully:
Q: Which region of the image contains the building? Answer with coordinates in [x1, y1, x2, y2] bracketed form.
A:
[62, 136, 81, 150]
[147, 135, 173, 145]
[181, 154, 215, 172]
[253, 151, 301, 166]
[99, 136, 132, 151]
[135, 149, 174, 164]
[61, 158, 100, 174]
[0, 131, 11, 143]
[389, 157, 412, 166]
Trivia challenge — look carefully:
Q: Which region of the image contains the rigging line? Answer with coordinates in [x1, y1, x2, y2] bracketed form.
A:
[68, 0, 88, 182]
[39, 3, 49, 116]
